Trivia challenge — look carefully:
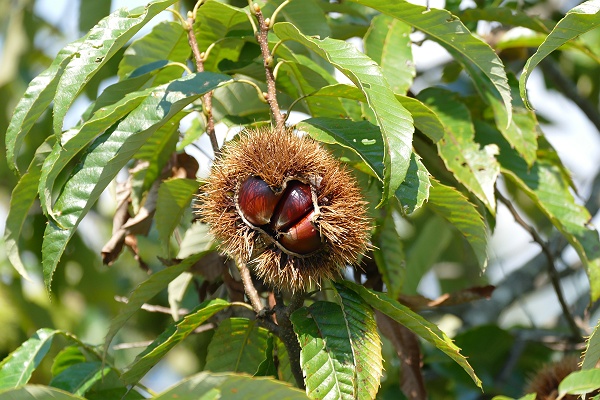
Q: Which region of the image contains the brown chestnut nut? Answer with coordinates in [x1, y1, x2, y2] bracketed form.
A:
[279, 211, 322, 254]
[271, 181, 313, 232]
[237, 176, 281, 226]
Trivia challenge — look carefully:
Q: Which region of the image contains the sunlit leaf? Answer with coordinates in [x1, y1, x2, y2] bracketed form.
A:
[558, 369, 600, 396]
[153, 371, 308, 399]
[103, 252, 207, 355]
[0, 385, 86, 399]
[373, 207, 405, 299]
[39, 86, 153, 219]
[349, 0, 512, 128]
[274, 22, 414, 206]
[5, 39, 81, 173]
[476, 121, 600, 302]
[49, 362, 111, 396]
[193, 1, 253, 72]
[340, 280, 482, 388]
[0, 328, 58, 389]
[205, 318, 270, 375]
[582, 320, 600, 369]
[52, 0, 178, 135]
[41, 72, 231, 291]
[520, 0, 600, 108]
[291, 302, 356, 399]
[418, 88, 499, 214]
[121, 298, 231, 385]
[4, 140, 52, 279]
[428, 180, 489, 271]
[364, 14, 414, 95]
[156, 178, 201, 256]
[118, 21, 190, 84]
[402, 215, 452, 294]
[333, 283, 383, 400]
[459, 7, 554, 33]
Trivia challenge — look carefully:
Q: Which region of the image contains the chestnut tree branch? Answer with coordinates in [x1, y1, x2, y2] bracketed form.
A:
[253, 5, 285, 132]
[496, 189, 582, 341]
[235, 258, 264, 313]
[275, 291, 306, 389]
[185, 12, 220, 156]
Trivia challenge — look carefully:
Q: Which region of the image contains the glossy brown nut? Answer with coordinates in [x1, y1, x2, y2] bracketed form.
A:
[271, 181, 313, 232]
[278, 211, 322, 254]
[237, 176, 281, 226]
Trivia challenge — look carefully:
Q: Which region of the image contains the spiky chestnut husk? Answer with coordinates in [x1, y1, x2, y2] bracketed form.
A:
[525, 357, 582, 400]
[197, 127, 371, 292]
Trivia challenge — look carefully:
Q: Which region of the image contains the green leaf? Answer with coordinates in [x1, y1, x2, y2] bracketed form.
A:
[49, 362, 111, 396]
[255, 335, 277, 378]
[131, 112, 183, 211]
[193, 1, 253, 72]
[397, 96, 444, 144]
[428, 180, 489, 271]
[52, 0, 178, 135]
[268, 0, 331, 38]
[395, 153, 431, 215]
[458, 7, 554, 33]
[275, 338, 296, 385]
[349, 0, 512, 128]
[340, 280, 482, 388]
[5, 39, 81, 173]
[477, 121, 600, 302]
[205, 318, 270, 375]
[308, 84, 443, 143]
[492, 395, 536, 400]
[520, 0, 600, 108]
[558, 369, 600, 396]
[0, 385, 86, 399]
[332, 283, 384, 400]
[0, 328, 58, 389]
[118, 21, 190, 84]
[298, 118, 384, 180]
[211, 81, 270, 126]
[373, 207, 405, 299]
[4, 140, 52, 279]
[582, 321, 600, 369]
[103, 252, 207, 355]
[298, 118, 430, 214]
[177, 222, 215, 259]
[277, 59, 347, 118]
[364, 14, 414, 95]
[84, 61, 172, 118]
[402, 214, 452, 294]
[418, 88, 499, 214]
[274, 22, 413, 206]
[41, 72, 231, 291]
[121, 298, 231, 385]
[153, 371, 309, 399]
[156, 178, 200, 255]
[492, 74, 539, 167]
[39, 86, 152, 219]
[51, 347, 86, 377]
[291, 302, 357, 399]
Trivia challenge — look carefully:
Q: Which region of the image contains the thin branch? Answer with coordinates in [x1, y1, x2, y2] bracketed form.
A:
[252, 4, 285, 131]
[184, 11, 220, 156]
[235, 258, 264, 313]
[496, 189, 583, 341]
[275, 291, 306, 389]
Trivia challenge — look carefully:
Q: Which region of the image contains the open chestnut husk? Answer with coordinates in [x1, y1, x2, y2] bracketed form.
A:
[197, 127, 371, 292]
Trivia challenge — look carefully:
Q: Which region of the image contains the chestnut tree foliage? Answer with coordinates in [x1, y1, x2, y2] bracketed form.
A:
[2, 0, 600, 398]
